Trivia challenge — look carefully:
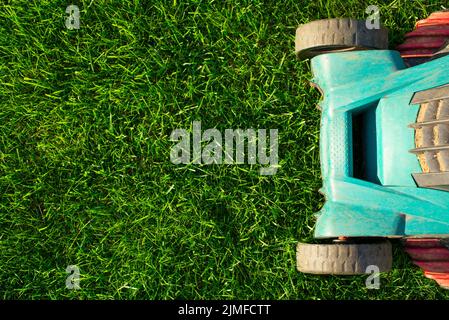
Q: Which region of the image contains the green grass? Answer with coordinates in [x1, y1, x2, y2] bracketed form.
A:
[1, 0, 449, 299]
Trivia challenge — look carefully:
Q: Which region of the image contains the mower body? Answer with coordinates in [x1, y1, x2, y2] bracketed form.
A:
[313, 50, 449, 238]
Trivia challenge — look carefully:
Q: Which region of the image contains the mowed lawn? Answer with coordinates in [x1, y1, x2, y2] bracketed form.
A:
[1, 0, 449, 299]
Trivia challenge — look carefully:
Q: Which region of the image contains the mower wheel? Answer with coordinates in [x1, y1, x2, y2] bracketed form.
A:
[295, 18, 388, 60]
[296, 241, 392, 275]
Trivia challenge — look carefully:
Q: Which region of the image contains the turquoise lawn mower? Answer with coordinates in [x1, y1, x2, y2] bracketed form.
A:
[295, 11, 449, 288]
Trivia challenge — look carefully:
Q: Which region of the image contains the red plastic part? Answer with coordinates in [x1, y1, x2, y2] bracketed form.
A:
[404, 238, 441, 247]
[412, 261, 449, 273]
[405, 247, 449, 261]
[423, 272, 449, 289]
[396, 11, 449, 58]
[404, 238, 449, 288]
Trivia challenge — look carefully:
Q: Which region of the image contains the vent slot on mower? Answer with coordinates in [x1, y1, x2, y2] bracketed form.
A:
[352, 104, 380, 184]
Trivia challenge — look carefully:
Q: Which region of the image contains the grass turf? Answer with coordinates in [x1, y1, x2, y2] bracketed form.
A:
[1, 0, 449, 299]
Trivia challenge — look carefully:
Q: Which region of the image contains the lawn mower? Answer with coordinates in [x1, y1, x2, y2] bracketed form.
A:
[295, 11, 449, 289]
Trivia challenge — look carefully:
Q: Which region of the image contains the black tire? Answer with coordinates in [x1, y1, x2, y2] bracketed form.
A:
[296, 241, 392, 275]
[295, 18, 389, 60]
